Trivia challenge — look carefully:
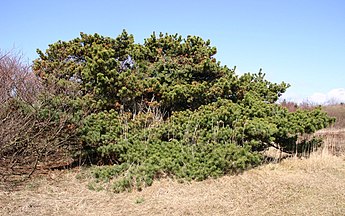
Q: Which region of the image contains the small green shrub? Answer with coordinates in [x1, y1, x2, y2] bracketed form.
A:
[135, 197, 145, 204]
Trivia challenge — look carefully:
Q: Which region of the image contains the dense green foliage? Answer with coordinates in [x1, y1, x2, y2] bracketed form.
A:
[32, 30, 334, 192]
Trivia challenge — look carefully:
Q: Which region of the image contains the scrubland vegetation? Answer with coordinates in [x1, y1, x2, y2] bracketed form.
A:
[0, 31, 344, 215]
[1, 134, 344, 216]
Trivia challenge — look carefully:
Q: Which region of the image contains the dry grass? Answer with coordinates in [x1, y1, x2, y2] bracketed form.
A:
[323, 104, 345, 128]
[1, 130, 345, 216]
[315, 128, 345, 155]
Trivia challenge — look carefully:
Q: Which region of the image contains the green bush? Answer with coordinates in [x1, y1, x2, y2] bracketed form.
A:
[31, 30, 334, 192]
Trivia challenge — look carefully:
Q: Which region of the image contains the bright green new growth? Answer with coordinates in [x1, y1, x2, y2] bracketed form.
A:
[33, 30, 334, 192]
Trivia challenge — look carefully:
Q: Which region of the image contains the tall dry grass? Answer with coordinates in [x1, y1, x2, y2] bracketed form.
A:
[1, 128, 344, 216]
[323, 104, 345, 128]
[315, 128, 345, 156]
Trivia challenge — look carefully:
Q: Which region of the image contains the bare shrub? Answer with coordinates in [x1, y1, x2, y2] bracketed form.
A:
[0, 99, 81, 189]
[280, 99, 298, 112]
[0, 50, 78, 184]
[280, 99, 316, 112]
[0, 49, 40, 104]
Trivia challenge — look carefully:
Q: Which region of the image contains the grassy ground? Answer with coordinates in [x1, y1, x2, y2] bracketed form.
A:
[1, 129, 344, 216]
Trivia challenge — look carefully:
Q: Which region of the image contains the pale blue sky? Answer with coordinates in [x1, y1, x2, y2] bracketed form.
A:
[2, 0, 345, 103]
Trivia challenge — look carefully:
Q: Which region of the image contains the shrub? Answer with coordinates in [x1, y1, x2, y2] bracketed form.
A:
[30, 31, 334, 192]
[0, 50, 80, 179]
